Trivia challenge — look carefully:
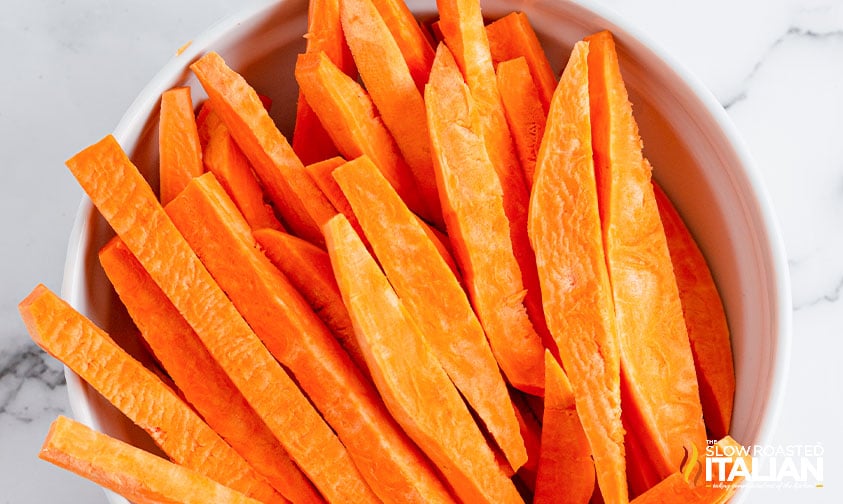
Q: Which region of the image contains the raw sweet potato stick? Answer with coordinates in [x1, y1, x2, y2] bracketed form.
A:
[368, 0, 435, 89]
[340, 0, 442, 226]
[201, 103, 286, 231]
[167, 172, 452, 504]
[534, 352, 595, 504]
[304, 157, 352, 221]
[425, 44, 545, 395]
[305, 156, 384, 253]
[324, 214, 522, 504]
[197, 95, 273, 149]
[19, 285, 286, 504]
[436, 0, 550, 351]
[333, 155, 527, 471]
[586, 30, 706, 489]
[295, 51, 435, 225]
[292, 0, 355, 164]
[252, 227, 369, 381]
[486, 12, 557, 113]
[40, 416, 264, 504]
[654, 183, 735, 440]
[98, 237, 322, 504]
[306, 156, 459, 275]
[191, 52, 335, 246]
[497, 56, 547, 190]
[527, 40, 628, 503]
[65, 135, 378, 503]
[159, 86, 203, 205]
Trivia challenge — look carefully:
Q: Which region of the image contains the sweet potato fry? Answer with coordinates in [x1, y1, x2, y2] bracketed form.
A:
[98, 237, 321, 504]
[369, 0, 435, 89]
[19, 285, 286, 504]
[252, 228, 367, 379]
[436, 0, 550, 351]
[292, 0, 355, 164]
[486, 12, 557, 112]
[340, 0, 442, 226]
[191, 52, 335, 245]
[534, 352, 595, 504]
[167, 173, 451, 503]
[159, 86, 203, 205]
[496, 56, 547, 189]
[65, 135, 379, 503]
[333, 155, 526, 471]
[201, 103, 286, 231]
[40, 416, 264, 504]
[654, 183, 735, 440]
[426, 44, 545, 395]
[586, 30, 706, 491]
[295, 51, 435, 224]
[528, 40, 628, 503]
[325, 214, 521, 504]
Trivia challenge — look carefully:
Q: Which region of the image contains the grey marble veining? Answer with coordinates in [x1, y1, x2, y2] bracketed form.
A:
[0, 343, 65, 424]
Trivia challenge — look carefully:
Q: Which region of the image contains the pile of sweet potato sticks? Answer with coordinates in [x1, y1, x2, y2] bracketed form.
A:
[19, 0, 746, 502]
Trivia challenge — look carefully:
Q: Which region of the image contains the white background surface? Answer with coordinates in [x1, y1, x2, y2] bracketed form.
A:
[0, 0, 839, 502]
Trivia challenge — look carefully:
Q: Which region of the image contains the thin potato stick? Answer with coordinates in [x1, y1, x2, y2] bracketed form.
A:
[167, 173, 452, 504]
[191, 52, 335, 246]
[426, 44, 545, 395]
[19, 285, 287, 504]
[528, 40, 628, 503]
[325, 214, 522, 504]
[65, 135, 379, 503]
[586, 30, 706, 491]
[98, 238, 322, 504]
[40, 416, 264, 504]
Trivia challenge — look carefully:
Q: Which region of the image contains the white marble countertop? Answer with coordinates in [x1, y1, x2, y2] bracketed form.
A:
[0, 0, 839, 502]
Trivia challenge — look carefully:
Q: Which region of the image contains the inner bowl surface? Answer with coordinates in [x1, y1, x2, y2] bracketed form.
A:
[61, 0, 791, 502]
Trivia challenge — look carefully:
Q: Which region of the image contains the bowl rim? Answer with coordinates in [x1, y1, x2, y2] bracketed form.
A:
[60, 0, 792, 502]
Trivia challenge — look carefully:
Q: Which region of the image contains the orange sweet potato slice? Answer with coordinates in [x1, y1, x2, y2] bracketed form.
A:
[166, 172, 451, 504]
[436, 0, 550, 351]
[486, 12, 557, 113]
[369, 0, 435, 89]
[40, 416, 265, 504]
[191, 52, 335, 246]
[294, 51, 435, 224]
[292, 0, 355, 165]
[201, 103, 286, 232]
[426, 44, 545, 395]
[340, 0, 442, 225]
[19, 285, 286, 504]
[252, 227, 369, 382]
[324, 214, 521, 504]
[586, 30, 706, 491]
[528, 40, 628, 503]
[98, 237, 322, 504]
[65, 135, 379, 503]
[534, 352, 595, 504]
[158, 86, 203, 205]
[333, 155, 526, 471]
[496, 56, 547, 190]
[654, 183, 735, 440]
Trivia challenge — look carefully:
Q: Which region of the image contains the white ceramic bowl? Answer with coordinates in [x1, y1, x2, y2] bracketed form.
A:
[61, 0, 791, 502]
